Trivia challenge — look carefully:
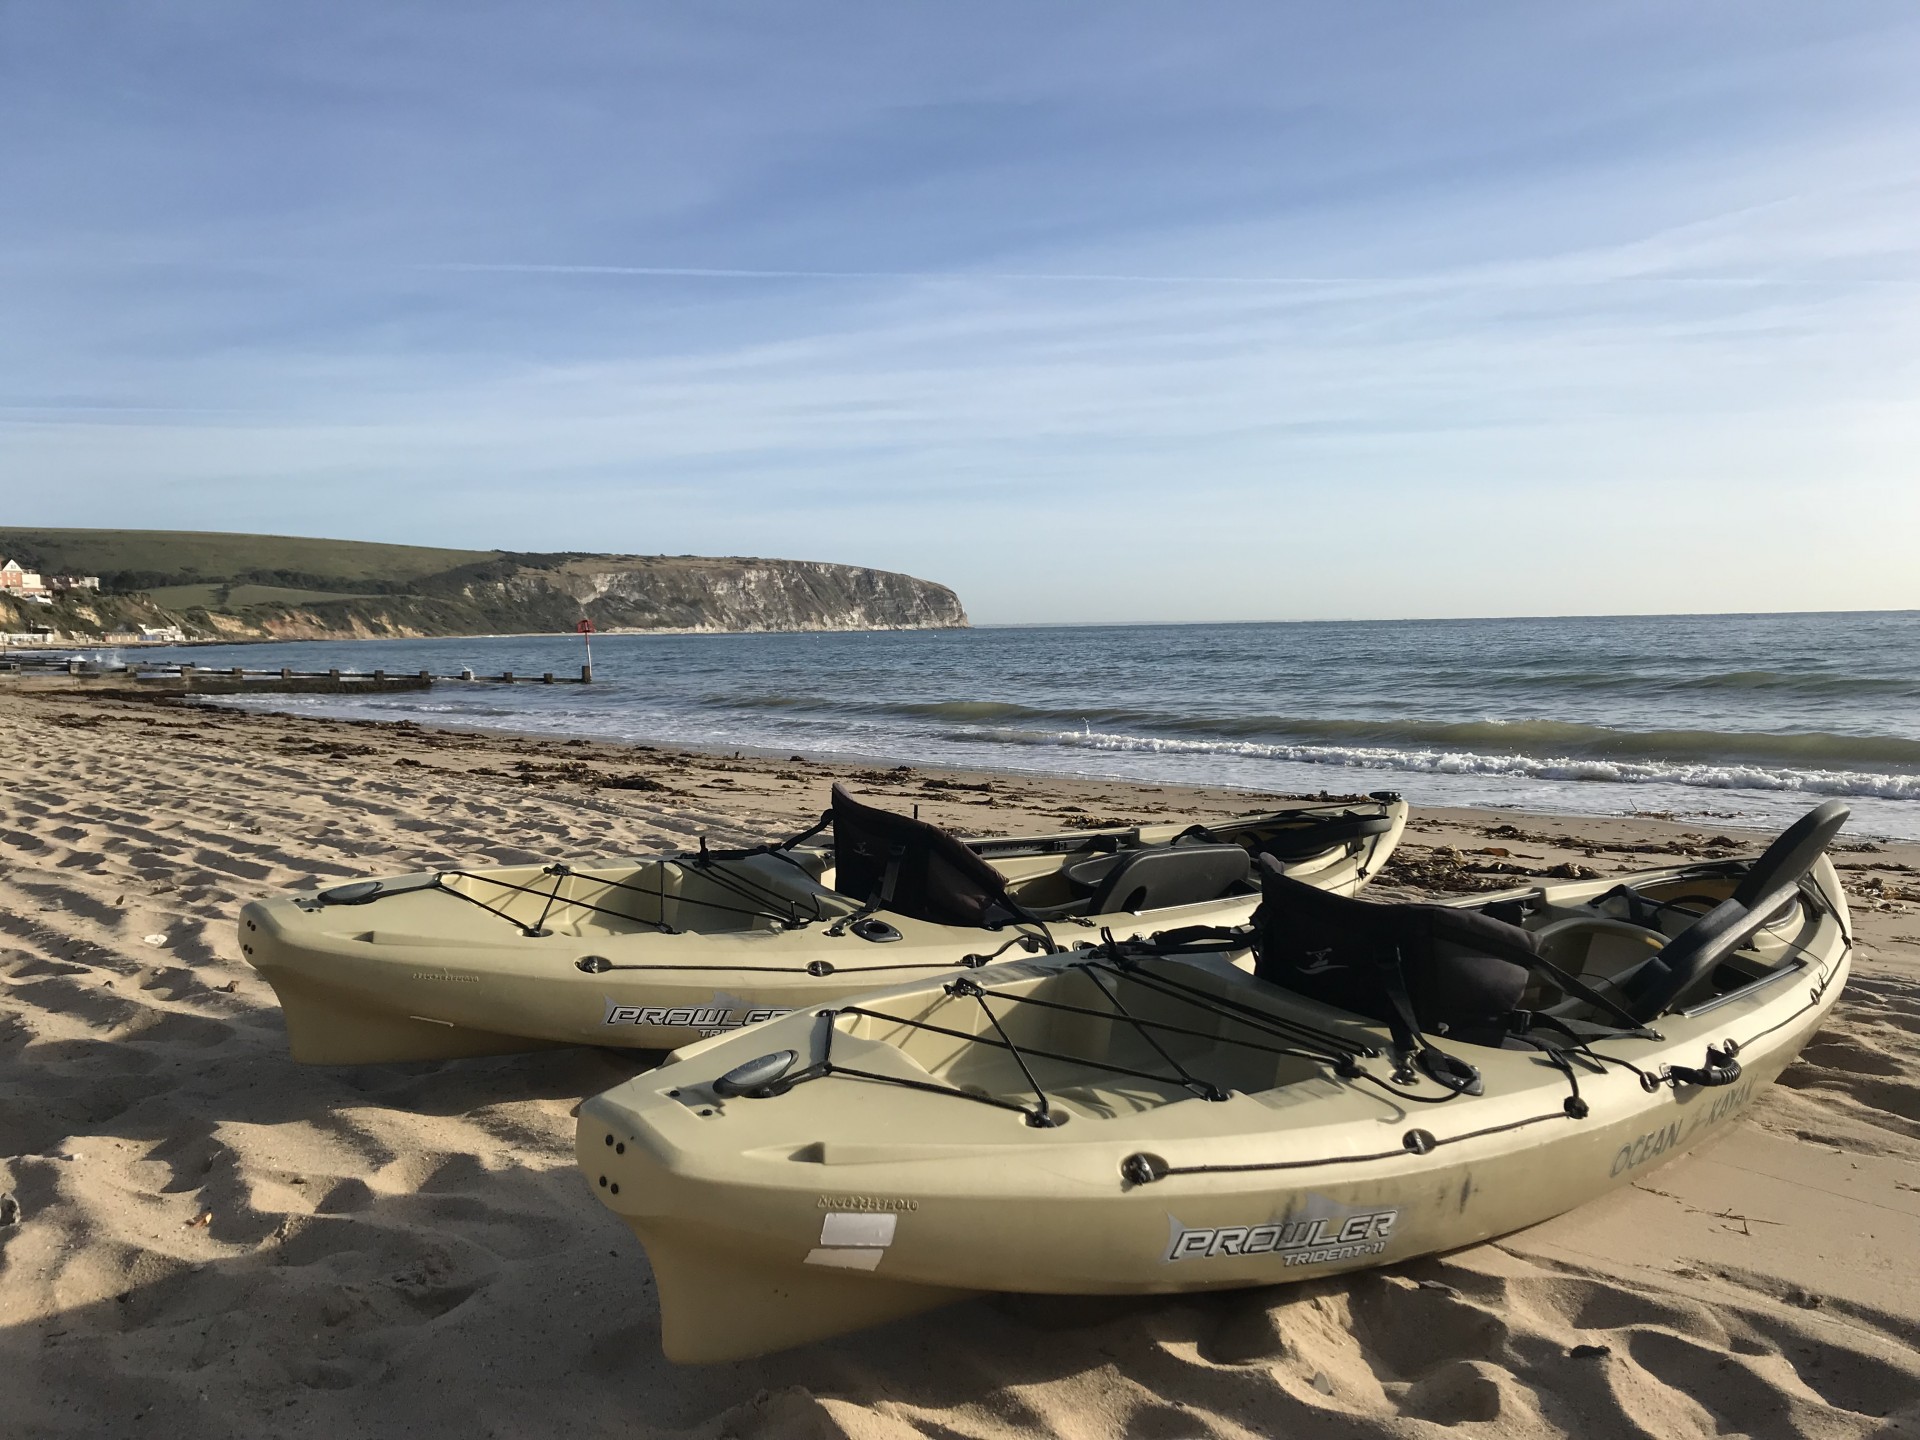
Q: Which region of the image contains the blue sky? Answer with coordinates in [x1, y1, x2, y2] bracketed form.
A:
[4, 3, 1918, 623]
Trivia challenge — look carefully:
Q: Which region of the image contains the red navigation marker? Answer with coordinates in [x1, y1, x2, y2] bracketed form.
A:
[576, 618, 596, 634]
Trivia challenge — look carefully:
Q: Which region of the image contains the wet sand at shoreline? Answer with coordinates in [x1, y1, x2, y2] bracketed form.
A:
[3, 685, 1918, 1439]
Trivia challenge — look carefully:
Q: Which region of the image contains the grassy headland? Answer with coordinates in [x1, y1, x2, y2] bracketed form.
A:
[0, 528, 968, 641]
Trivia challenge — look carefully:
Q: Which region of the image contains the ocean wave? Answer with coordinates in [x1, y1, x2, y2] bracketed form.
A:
[979, 727, 1920, 802]
[712, 693, 1920, 771]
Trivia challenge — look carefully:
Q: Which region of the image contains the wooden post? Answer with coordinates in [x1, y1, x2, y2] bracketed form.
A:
[460, 668, 474, 681]
[231, 667, 244, 679]
[418, 669, 430, 682]
[281, 667, 292, 680]
[374, 670, 386, 683]
[501, 671, 513, 683]
[542, 672, 554, 684]
[581, 664, 593, 683]
[328, 668, 340, 682]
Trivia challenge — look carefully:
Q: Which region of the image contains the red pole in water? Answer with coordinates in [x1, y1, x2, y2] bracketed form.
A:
[576, 616, 595, 682]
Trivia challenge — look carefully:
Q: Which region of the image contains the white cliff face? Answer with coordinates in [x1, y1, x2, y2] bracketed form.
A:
[455, 558, 960, 633]
[542, 560, 968, 632]
[412, 556, 969, 635]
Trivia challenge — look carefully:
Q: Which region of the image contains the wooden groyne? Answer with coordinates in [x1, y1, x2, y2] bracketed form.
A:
[0, 656, 593, 696]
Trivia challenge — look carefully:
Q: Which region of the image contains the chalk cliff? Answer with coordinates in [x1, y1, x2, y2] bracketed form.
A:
[0, 531, 969, 641]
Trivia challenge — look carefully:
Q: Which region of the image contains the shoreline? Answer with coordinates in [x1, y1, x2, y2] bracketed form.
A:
[4, 619, 975, 652]
[3, 681, 1918, 1436]
[26, 614, 1920, 844]
[205, 687, 1920, 843]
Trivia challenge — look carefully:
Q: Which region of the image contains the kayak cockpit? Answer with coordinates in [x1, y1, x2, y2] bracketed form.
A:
[821, 784, 1398, 927]
[808, 953, 1369, 1124]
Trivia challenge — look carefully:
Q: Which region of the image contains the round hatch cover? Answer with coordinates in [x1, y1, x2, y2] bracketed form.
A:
[713, 1050, 798, 1098]
[319, 880, 383, 904]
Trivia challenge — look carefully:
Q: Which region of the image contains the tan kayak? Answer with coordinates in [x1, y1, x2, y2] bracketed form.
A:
[240, 786, 1407, 1063]
[577, 801, 1852, 1363]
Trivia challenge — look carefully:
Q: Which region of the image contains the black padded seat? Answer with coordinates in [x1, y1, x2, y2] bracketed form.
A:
[1076, 843, 1252, 915]
[828, 784, 1029, 928]
[1252, 857, 1532, 1046]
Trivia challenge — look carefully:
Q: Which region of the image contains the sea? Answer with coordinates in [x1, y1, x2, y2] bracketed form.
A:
[118, 611, 1920, 839]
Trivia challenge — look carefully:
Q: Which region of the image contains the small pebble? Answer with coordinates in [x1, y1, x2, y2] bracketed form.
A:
[0, 1193, 20, 1226]
[1311, 1371, 1334, 1395]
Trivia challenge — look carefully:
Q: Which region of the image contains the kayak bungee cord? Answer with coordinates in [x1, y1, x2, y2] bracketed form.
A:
[1096, 949, 1379, 1060]
[955, 979, 1061, 1127]
[432, 867, 804, 935]
[720, 923, 1806, 1180]
[750, 952, 1463, 1132]
[1073, 962, 1228, 1103]
[331, 856, 830, 939]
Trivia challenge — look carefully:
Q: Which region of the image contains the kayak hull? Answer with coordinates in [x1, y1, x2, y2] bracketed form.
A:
[240, 799, 1406, 1063]
[576, 857, 1851, 1362]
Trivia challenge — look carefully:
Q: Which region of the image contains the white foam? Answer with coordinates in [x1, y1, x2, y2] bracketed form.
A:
[1003, 728, 1920, 802]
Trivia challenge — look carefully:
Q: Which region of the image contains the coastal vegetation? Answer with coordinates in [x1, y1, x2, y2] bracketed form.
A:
[0, 528, 968, 641]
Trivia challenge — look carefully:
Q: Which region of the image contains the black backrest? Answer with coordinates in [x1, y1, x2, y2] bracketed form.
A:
[829, 784, 1020, 928]
[1085, 843, 1251, 915]
[1625, 800, 1848, 1020]
[1730, 800, 1850, 909]
[1252, 857, 1533, 1046]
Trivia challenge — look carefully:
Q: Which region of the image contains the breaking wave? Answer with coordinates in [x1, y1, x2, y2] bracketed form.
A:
[979, 727, 1920, 801]
[716, 694, 1920, 773]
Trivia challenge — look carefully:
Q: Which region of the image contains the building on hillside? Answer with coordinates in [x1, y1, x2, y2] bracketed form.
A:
[1, 560, 49, 595]
[103, 629, 143, 645]
[47, 575, 101, 591]
[137, 625, 187, 644]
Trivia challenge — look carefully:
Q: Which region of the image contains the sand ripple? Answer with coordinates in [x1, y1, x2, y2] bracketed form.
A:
[3, 693, 1918, 1438]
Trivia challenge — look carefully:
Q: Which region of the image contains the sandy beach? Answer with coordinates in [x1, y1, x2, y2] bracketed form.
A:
[3, 684, 1918, 1440]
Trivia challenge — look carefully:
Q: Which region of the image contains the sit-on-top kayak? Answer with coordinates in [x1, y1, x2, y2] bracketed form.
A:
[577, 801, 1852, 1363]
[240, 786, 1407, 1063]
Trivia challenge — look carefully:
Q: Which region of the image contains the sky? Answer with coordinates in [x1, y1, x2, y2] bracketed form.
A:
[3, 3, 1918, 624]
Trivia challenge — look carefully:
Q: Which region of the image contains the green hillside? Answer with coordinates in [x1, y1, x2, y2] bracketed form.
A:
[0, 528, 496, 592]
[144, 583, 382, 610]
[0, 527, 969, 641]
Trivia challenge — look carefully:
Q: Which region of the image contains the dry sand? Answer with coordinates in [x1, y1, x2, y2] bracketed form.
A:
[2, 685, 1918, 1439]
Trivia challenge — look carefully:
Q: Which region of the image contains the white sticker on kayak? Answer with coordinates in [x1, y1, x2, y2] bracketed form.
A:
[804, 1247, 886, 1271]
[805, 1211, 898, 1269]
[820, 1211, 897, 1248]
[1164, 1205, 1398, 1265]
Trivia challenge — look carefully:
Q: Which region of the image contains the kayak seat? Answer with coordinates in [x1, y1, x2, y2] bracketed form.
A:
[1251, 858, 1531, 1047]
[828, 784, 1030, 928]
[1617, 800, 1849, 1021]
[1075, 842, 1252, 915]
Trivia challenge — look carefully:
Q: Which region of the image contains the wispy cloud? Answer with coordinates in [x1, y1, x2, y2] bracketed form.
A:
[3, 3, 1918, 620]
